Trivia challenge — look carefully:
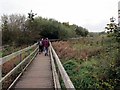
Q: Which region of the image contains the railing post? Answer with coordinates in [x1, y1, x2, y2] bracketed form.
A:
[20, 53, 22, 62]
[28, 47, 31, 55]
[0, 58, 2, 90]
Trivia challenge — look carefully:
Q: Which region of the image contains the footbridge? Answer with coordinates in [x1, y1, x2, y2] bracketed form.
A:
[0, 42, 75, 90]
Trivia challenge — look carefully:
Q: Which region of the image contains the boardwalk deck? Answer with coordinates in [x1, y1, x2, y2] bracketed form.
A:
[13, 53, 53, 89]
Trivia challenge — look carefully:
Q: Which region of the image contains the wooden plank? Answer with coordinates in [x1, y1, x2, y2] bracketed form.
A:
[14, 52, 53, 88]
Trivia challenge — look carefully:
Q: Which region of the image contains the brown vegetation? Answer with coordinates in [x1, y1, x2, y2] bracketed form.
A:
[52, 40, 103, 61]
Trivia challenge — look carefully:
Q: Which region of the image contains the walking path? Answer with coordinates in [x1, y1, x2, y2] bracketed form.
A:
[14, 53, 53, 89]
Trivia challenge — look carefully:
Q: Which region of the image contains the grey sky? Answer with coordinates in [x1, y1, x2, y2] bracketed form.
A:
[0, 0, 119, 32]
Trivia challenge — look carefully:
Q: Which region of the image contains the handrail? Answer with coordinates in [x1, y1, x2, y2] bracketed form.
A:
[1, 42, 75, 89]
[50, 42, 75, 90]
[8, 46, 38, 89]
[49, 46, 61, 90]
[1, 43, 38, 89]
[1, 43, 37, 65]
[0, 46, 38, 83]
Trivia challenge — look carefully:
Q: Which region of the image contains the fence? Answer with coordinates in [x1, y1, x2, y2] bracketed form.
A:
[49, 42, 75, 90]
[0, 43, 38, 89]
[0, 42, 75, 90]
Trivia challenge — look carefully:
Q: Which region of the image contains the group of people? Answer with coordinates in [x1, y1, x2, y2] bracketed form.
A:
[38, 38, 50, 56]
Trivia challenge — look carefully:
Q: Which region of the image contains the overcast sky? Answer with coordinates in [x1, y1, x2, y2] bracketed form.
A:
[0, 0, 119, 32]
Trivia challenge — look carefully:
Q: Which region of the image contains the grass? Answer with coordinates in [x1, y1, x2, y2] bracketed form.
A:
[2, 45, 29, 57]
[52, 36, 119, 89]
[63, 59, 101, 89]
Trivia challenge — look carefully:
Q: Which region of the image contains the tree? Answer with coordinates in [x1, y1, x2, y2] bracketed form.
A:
[105, 17, 120, 89]
[1, 13, 89, 46]
[1, 14, 26, 46]
[75, 26, 88, 37]
[1, 15, 12, 45]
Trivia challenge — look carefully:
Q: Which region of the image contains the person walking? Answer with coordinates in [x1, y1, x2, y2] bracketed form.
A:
[43, 38, 50, 56]
[38, 38, 43, 54]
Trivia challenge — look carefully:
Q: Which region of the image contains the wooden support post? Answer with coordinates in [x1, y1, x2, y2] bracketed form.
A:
[0, 58, 2, 90]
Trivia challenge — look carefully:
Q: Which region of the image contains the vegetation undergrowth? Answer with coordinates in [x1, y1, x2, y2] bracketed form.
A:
[52, 35, 120, 89]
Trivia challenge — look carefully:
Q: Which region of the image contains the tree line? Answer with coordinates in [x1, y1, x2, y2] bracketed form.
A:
[1, 13, 88, 46]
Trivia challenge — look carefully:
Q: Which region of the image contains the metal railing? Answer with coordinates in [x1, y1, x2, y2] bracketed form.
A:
[0, 43, 39, 89]
[49, 42, 75, 90]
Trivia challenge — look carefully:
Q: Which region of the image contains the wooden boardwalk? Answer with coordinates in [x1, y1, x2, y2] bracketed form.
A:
[13, 53, 53, 89]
